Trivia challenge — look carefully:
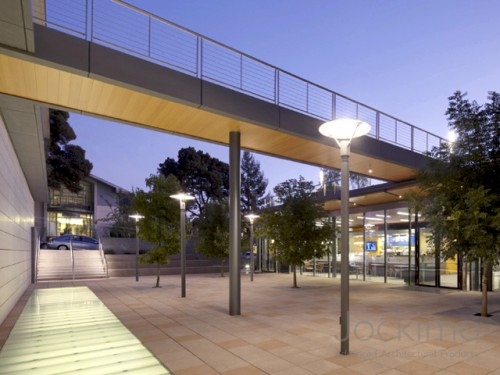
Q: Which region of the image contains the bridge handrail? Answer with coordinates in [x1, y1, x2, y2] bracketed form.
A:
[31, 0, 447, 154]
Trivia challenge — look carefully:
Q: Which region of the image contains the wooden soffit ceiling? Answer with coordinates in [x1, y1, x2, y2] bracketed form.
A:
[0, 52, 419, 182]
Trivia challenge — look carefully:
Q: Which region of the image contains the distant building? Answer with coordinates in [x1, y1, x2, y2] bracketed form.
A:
[46, 175, 129, 239]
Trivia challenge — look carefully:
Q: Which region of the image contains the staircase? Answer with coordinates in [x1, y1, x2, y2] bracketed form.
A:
[37, 249, 108, 281]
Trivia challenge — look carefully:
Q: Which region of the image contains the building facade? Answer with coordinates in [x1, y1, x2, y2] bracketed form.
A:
[260, 200, 500, 291]
[46, 175, 129, 240]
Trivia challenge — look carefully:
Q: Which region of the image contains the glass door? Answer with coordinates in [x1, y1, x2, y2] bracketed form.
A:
[418, 227, 436, 286]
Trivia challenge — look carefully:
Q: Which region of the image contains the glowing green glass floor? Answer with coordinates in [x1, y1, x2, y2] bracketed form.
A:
[0, 287, 171, 375]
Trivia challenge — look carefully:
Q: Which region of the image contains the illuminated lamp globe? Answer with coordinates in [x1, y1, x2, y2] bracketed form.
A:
[319, 119, 371, 141]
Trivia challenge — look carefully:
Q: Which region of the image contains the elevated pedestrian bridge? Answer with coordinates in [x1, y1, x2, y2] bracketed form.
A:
[0, 0, 445, 207]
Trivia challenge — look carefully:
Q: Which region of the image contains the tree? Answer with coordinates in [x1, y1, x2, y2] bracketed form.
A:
[47, 109, 93, 193]
[350, 173, 369, 189]
[133, 174, 182, 288]
[158, 147, 229, 217]
[241, 151, 268, 213]
[259, 177, 336, 288]
[319, 168, 369, 193]
[96, 190, 136, 238]
[195, 201, 230, 276]
[319, 168, 340, 194]
[411, 91, 500, 317]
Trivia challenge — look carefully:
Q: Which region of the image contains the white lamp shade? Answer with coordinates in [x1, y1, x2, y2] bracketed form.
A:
[319, 119, 371, 141]
[245, 214, 260, 223]
[129, 214, 144, 221]
[170, 193, 195, 202]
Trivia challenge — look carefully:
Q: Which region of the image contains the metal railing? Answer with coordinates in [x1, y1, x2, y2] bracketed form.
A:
[31, 0, 446, 154]
[70, 240, 75, 280]
[99, 239, 109, 278]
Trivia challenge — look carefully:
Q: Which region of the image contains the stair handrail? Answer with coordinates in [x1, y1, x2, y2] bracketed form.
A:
[99, 238, 109, 278]
[70, 240, 75, 280]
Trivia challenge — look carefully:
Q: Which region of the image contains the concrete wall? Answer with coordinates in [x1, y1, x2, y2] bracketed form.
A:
[0, 114, 34, 325]
[101, 238, 153, 254]
[93, 180, 117, 238]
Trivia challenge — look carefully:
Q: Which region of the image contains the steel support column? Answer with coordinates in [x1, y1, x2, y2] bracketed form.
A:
[340, 140, 350, 355]
[229, 131, 241, 315]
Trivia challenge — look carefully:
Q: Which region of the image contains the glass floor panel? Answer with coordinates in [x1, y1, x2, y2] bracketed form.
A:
[0, 287, 171, 375]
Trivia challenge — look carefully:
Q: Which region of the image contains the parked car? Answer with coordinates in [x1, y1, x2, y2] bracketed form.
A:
[44, 234, 99, 250]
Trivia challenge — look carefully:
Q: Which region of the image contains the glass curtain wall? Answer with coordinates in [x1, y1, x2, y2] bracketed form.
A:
[47, 212, 94, 237]
[265, 203, 464, 290]
[386, 208, 411, 285]
[349, 214, 364, 280]
[417, 226, 436, 286]
[363, 210, 385, 283]
[302, 217, 335, 277]
[260, 239, 276, 272]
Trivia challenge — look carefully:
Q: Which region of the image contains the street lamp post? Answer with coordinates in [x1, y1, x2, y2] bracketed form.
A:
[244, 214, 260, 282]
[319, 118, 371, 355]
[170, 192, 194, 298]
[129, 214, 144, 282]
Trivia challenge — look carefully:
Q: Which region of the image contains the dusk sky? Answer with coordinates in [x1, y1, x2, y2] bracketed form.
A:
[70, 0, 500, 192]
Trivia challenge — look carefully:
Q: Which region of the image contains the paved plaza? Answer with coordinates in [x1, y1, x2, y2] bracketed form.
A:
[1, 273, 499, 374]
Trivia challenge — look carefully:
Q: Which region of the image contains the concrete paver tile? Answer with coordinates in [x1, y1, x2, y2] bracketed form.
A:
[219, 339, 251, 349]
[376, 370, 408, 375]
[221, 365, 268, 374]
[445, 361, 491, 374]
[152, 347, 205, 371]
[396, 360, 441, 375]
[272, 366, 315, 375]
[327, 354, 366, 367]
[256, 339, 288, 350]
[230, 344, 277, 363]
[174, 364, 219, 374]
[321, 368, 362, 375]
[182, 338, 249, 372]
[298, 359, 342, 374]
[348, 359, 391, 375]
[254, 356, 296, 373]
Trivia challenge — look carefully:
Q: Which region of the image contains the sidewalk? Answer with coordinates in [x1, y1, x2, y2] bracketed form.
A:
[1, 273, 499, 374]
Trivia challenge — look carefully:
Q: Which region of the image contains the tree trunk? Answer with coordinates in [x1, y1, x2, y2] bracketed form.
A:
[154, 263, 161, 288]
[220, 258, 225, 277]
[481, 262, 488, 317]
[293, 265, 297, 288]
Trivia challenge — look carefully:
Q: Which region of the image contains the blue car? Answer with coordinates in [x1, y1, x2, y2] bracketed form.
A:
[45, 235, 99, 250]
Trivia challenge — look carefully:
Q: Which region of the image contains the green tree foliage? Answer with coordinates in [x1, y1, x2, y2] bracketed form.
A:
[241, 151, 268, 213]
[412, 91, 500, 316]
[96, 190, 136, 238]
[158, 147, 229, 217]
[47, 110, 93, 193]
[195, 201, 230, 276]
[133, 174, 182, 287]
[259, 177, 336, 287]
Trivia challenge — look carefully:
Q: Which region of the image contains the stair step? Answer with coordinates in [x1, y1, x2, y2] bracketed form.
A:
[37, 250, 107, 281]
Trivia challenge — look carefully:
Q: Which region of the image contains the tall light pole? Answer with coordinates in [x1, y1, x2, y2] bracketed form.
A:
[319, 118, 371, 355]
[129, 214, 144, 282]
[244, 214, 259, 282]
[170, 192, 194, 298]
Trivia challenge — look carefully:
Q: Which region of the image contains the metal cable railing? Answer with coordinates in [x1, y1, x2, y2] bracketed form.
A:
[31, 0, 446, 154]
